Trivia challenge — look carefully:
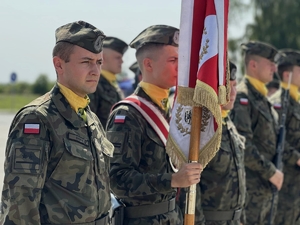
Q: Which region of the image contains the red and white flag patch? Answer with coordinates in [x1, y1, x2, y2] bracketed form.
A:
[114, 115, 126, 124]
[24, 124, 40, 134]
[240, 98, 249, 105]
[273, 103, 281, 109]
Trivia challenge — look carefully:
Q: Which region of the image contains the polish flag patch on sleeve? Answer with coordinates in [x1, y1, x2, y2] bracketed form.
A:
[114, 115, 126, 124]
[273, 103, 281, 109]
[240, 98, 249, 105]
[24, 124, 40, 134]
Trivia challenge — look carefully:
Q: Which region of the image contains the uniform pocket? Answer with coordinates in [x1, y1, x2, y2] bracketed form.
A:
[49, 138, 93, 192]
[8, 141, 49, 188]
[93, 136, 113, 174]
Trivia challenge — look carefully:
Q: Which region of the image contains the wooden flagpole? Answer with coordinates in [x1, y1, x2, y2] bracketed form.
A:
[184, 106, 202, 225]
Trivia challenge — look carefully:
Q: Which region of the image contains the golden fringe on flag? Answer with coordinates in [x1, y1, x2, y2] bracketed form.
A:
[166, 58, 230, 168]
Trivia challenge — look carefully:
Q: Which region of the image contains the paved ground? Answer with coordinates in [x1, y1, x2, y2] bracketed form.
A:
[0, 112, 15, 189]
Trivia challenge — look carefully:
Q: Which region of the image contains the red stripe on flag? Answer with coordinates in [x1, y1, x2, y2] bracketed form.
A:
[197, 54, 219, 93]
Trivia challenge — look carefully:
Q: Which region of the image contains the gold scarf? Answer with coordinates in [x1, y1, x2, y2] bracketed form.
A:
[58, 83, 89, 122]
[101, 69, 118, 88]
[221, 109, 229, 118]
[245, 75, 268, 97]
[281, 82, 300, 101]
[139, 81, 169, 111]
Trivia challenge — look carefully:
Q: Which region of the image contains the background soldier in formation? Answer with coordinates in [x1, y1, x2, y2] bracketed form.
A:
[269, 49, 300, 225]
[230, 41, 284, 225]
[106, 25, 202, 225]
[178, 61, 246, 225]
[129, 61, 142, 90]
[266, 73, 280, 97]
[0, 21, 114, 224]
[89, 36, 128, 127]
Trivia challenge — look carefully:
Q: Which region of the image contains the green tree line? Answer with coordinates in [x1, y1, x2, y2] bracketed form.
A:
[0, 74, 55, 95]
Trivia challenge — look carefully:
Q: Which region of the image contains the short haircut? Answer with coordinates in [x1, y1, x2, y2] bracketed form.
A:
[136, 43, 165, 71]
[244, 54, 260, 67]
[277, 64, 293, 79]
[52, 42, 75, 62]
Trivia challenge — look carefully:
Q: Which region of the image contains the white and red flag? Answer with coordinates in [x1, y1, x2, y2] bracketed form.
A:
[166, 0, 230, 168]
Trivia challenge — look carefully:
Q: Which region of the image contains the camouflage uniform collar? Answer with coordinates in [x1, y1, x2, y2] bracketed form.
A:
[281, 82, 299, 102]
[51, 84, 87, 128]
[244, 78, 268, 101]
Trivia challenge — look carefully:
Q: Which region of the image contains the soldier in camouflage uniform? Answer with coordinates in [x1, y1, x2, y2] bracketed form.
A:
[89, 36, 128, 127]
[266, 73, 280, 97]
[269, 49, 300, 225]
[0, 21, 114, 225]
[129, 61, 142, 90]
[178, 62, 246, 225]
[106, 25, 203, 225]
[230, 41, 283, 225]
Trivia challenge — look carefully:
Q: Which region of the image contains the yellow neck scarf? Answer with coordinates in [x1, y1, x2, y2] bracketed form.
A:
[57, 83, 90, 121]
[139, 81, 170, 111]
[245, 75, 268, 97]
[221, 109, 229, 125]
[221, 109, 229, 118]
[281, 82, 300, 101]
[101, 69, 118, 88]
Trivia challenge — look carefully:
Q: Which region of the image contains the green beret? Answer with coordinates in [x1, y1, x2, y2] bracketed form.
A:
[276, 49, 300, 67]
[129, 61, 140, 75]
[103, 37, 128, 55]
[55, 20, 106, 54]
[130, 25, 179, 50]
[241, 41, 278, 62]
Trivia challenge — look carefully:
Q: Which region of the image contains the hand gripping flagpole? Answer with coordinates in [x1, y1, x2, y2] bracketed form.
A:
[184, 106, 202, 225]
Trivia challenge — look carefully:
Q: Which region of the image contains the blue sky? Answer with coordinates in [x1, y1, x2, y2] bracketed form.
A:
[0, 0, 251, 84]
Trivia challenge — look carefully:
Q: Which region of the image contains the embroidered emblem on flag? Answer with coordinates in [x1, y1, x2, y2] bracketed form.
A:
[24, 124, 40, 134]
[114, 115, 126, 123]
[273, 103, 281, 109]
[240, 98, 249, 105]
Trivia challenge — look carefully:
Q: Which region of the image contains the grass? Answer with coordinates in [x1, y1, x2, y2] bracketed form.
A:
[0, 94, 39, 112]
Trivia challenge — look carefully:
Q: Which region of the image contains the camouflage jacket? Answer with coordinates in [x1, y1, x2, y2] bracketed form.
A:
[269, 88, 300, 168]
[106, 87, 182, 224]
[230, 78, 278, 192]
[89, 75, 124, 128]
[0, 84, 114, 225]
[178, 117, 246, 225]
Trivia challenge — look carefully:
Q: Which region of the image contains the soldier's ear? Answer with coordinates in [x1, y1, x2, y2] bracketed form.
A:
[53, 56, 64, 76]
[143, 58, 153, 72]
[282, 70, 290, 81]
[248, 59, 257, 70]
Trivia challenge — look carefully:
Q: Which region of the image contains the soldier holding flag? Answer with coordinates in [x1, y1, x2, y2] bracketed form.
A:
[106, 25, 202, 225]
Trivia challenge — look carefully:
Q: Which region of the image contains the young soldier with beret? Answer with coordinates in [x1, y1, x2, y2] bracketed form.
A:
[230, 41, 283, 225]
[89, 36, 128, 127]
[269, 49, 300, 225]
[0, 21, 113, 225]
[106, 25, 203, 225]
